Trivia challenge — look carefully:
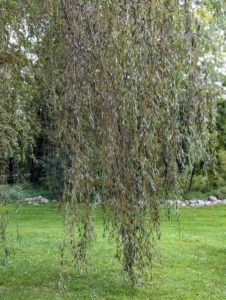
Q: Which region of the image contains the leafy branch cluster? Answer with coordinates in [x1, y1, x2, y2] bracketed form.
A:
[0, 0, 223, 282]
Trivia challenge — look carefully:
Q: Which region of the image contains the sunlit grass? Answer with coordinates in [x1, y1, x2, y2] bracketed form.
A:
[0, 202, 226, 299]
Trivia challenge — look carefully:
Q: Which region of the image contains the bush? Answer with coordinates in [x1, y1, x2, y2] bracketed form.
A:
[183, 190, 210, 200]
[213, 186, 226, 200]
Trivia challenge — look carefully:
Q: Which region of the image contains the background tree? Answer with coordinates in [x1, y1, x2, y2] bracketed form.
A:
[0, 1, 39, 186]
[184, 1, 226, 196]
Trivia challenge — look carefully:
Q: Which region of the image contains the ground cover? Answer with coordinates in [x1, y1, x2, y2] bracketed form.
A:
[0, 202, 226, 299]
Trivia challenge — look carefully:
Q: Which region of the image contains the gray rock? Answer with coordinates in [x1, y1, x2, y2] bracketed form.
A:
[216, 199, 222, 203]
[25, 195, 51, 204]
[211, 201, 218, 205]
[190, 200, 197, 205]
[41, 198, 49, 203]
[196, 200, 206, 206]
[33, 195, 42, 202]
[204, 201, 212, 206]
[168, 200, 175, 206]
[25, 197, 34, 202]
[208, 196, 218, 202]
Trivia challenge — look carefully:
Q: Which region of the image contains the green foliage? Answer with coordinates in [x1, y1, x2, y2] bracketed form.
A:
[57, 0, 217, 282]
[212, 186, 226, 200]
[216, 149, 226, 182]
[190, 175, 208, 192]
[217, 99, 226, 149]
[183, 190, 209, 201]
[0, 0, 223, 284]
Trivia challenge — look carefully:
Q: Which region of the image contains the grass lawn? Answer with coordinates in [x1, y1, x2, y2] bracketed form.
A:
[0, 202, 226, 299]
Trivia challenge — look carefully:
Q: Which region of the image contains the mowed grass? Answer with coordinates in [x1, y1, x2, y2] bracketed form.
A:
[0, 202, 226, 299]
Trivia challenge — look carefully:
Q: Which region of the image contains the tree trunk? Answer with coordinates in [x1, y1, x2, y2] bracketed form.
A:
[188, 167, 195, 192]
[7, 157, 14, 184]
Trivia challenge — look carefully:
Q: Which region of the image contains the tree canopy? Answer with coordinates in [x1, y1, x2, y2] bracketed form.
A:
[0, 0, 224, 282]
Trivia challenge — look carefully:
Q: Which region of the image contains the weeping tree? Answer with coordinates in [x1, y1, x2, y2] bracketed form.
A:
[0, 0, 220, 282]
[57, 0, 216, 282]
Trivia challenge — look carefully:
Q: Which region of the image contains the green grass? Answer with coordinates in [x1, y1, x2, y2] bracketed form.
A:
[0, 202, 226, 299]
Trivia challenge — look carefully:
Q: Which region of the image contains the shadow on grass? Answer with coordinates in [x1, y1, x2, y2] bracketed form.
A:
[0, 258, 146, 300]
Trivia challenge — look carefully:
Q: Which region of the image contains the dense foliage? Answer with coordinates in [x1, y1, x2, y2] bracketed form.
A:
[0, 0, 224, 282]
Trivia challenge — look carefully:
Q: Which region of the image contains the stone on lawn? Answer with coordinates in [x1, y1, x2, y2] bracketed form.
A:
[25, 198, 34, 202]
[32, 195, 42, 202]
[41, 198, 49, 203]
[208, 196, 218, 202]
[204, 201, 211, 206]
[197, 200, 206, 206]
[168, 200, 175, 206]
[189, 200, 197, 205]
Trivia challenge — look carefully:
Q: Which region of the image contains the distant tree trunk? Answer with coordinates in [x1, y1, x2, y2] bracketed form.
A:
[188, 167, 195, 192]
[7, 157, 14, 184]
[30, 135, 45, 186]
